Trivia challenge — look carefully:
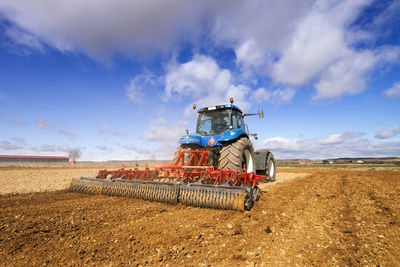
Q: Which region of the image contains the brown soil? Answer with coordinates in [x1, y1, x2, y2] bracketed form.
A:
[0, 167, 399, 266]
[0, 168, 100, 195]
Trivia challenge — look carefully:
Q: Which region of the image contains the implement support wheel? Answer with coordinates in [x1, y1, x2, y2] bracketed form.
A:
[266, 153, 276, 182]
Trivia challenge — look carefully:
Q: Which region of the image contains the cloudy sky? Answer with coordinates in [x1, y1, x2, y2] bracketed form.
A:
[0, 0, 399, 160]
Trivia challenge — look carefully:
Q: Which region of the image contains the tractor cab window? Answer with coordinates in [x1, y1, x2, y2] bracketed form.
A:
[239, 114, 245, 129]
[197, 109, 230, 135]
[231, 110, 243, 129]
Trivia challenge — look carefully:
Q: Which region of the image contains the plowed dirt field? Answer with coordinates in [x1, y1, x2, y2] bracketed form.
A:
[0, 167, 399, 266]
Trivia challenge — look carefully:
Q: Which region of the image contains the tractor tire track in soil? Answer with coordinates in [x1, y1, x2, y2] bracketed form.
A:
[0, 168, 399, 266]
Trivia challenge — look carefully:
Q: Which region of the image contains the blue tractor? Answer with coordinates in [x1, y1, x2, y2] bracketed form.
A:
[175, 98, 276, 182]
[71, 98, 274, 211]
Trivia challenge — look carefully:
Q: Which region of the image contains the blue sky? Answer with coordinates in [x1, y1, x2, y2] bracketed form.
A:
[0, 0, 399, 160]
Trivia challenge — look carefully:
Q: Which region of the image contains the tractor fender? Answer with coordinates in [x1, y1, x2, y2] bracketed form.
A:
[255, 149, 271, 171]
[217, 129, 248, 143]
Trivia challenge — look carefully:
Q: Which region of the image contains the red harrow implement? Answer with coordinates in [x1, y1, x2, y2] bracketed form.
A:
[70, 150, 264, 211]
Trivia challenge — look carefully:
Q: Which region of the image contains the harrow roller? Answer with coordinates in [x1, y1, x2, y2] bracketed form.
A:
[71, 178, 179, 204]
[179, 185, 249, 211]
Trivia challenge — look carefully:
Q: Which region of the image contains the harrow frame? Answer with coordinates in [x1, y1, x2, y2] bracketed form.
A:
[71, 150, 265, 211]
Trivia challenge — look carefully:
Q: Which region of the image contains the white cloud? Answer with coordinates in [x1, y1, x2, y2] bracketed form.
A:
[12, 136, 25, 144]
[314, 47, 400, 99]
[262, 131, 400, 159]
[141, 118, 188, 159]
[249, 86, 297, 105]
[213, 0, 312, 53]
[0, 0, 311, 61]
[123, 145, 138, 151]
[235, 39, 271, 78]
[272, 0, 354, 87]
[375, 126, 400, 139]
[0, 140, 23, 150]
[30, 144, 74, 153]
[271, 88, 297, 104]
[98, 123, 124, 136]
[0, 0, 226, 59]
[268, 0, 399, 100]
[123, 144, 153, 158]
[59, 129, 76, 137]
[165, 55, 257, 114]
[4, 25, 44, 53]
[31, 144, 56, 152]
[126, 71, 161, 103]
[142, 118, 187, 144]
[268, 0, 400, 100]
[58, 145, 75, 153]
[218, 0, 400, 102]
[165, 55, 222, 99]
[35, 117, 51, 129]
[8, 116, 28, 126]
[384, 81, 400, 99]
[313, 50, 375, 99]
[2, 0, 399, 102]
[96, 145, 113, 153]
[0, 139, 79, 156]
[250, 88, 271, 103]
[164, 55, 300, 113]
[369, 0, 400, 34]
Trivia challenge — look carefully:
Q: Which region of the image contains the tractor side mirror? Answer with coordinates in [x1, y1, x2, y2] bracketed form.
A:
[258, 110, 264, 119]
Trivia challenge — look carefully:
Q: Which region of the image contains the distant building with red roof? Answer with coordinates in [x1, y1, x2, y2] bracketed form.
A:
[0, 155, 69, 164]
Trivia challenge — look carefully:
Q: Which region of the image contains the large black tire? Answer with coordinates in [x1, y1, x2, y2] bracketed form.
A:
[266, 153, 276, 182]
[172, 144, 200, 165]
[218, 137, 256, 172]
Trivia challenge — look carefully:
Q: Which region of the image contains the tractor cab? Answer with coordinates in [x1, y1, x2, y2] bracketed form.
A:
[196, 105, 245, 136]
[179, 99, 262, 147]
[179, 103, 249, 147]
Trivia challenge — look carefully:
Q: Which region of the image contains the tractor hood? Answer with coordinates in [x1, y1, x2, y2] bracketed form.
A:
[179, 129, 248, 147]
[179, 134, 222, 146]
[179, 134, 203, 146]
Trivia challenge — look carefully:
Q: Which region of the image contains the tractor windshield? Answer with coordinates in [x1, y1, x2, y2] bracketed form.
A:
[197, 109, 231, 136]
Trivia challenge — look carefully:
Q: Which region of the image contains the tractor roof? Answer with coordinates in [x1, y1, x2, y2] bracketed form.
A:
[198, 104, 243, 113]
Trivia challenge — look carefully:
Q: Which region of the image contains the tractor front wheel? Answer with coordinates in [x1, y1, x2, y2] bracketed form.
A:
[218, 137, 255, 172]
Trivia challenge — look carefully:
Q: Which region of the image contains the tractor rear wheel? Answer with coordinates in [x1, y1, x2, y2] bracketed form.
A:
[218, 137, 255, 172]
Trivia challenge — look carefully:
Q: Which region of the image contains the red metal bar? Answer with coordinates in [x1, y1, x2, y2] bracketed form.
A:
[96, 150, 264, 187]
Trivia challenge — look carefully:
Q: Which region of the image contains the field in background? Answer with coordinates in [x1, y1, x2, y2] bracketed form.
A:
[0, 162, 162, 195]
[1, 161, 398, 195]
[277, 163, 400, 169]
[277, 157, 400, 169]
